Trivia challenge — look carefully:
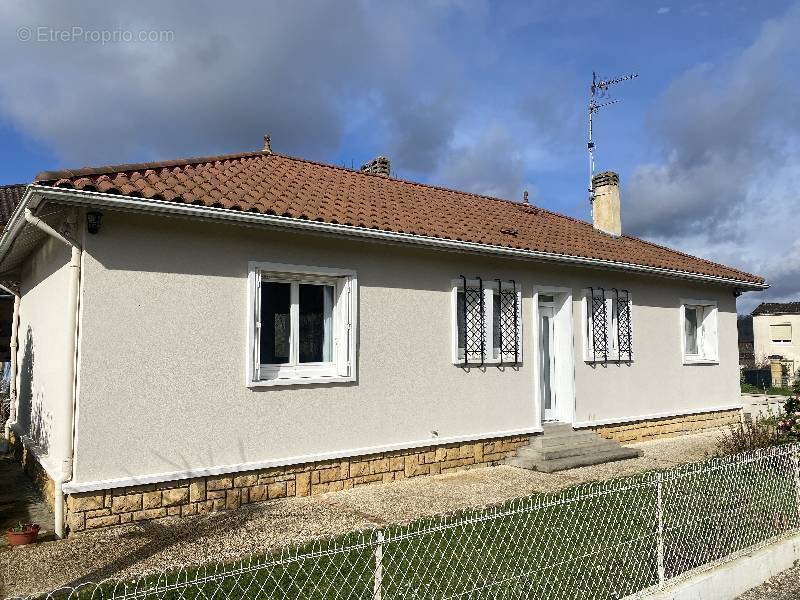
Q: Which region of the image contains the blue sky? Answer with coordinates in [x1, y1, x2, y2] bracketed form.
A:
[0, 1, 798, 312]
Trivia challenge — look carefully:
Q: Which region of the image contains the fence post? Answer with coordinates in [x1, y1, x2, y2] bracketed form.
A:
[656, 472, 665, 588]
[793, 446, 800, 522]
[373, 529, 384, 600]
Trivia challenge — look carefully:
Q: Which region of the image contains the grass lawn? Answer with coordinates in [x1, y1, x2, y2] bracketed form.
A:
[60, 449, 799, 600]
[741, 382, 794, 396]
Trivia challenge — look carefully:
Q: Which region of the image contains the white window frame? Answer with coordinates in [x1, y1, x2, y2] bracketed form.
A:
[450, 279, 522, 365]
[770, 323, 793, 344]
[247, 262, 357, 387]
[680, 299, 719, 365]
[583, 289, 634, 363]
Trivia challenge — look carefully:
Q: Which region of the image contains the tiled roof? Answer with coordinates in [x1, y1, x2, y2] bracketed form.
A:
[0, 184, 25, 228]
[34, 150, 764, 286]
[752, 302, 800, 316]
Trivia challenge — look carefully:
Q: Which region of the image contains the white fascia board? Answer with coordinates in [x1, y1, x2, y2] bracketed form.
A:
[0, 185, 37, 259]
[62, 425, 542, 493]
[1, 185, 769, 291]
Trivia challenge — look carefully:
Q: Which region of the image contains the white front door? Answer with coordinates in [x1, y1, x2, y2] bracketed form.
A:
[539, 304, 557, 421]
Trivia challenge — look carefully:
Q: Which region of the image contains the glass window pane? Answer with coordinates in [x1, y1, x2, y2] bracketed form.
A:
[261, 282, 291, 364]
[456, 291, 465, 354]
[299, 284, 334, 363]
[540, 314, 552, 410]
[685, 307, 698, 355]
[493, 291, 501, 359]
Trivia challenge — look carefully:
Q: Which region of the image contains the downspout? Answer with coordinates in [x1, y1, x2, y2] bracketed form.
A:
[23, 208, 81, 538]
[0, 283, 19, 440]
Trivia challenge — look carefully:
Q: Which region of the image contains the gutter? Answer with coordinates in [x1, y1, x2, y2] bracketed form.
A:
[22, 207, 81, 539]
[0, 282, 19, 440]
[0, 185, 768, 291]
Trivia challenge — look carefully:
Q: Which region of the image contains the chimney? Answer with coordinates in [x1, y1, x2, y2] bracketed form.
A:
[360, 155, 390, 177]
[262, 134, 272, 154]
[591, 171, 621, 237]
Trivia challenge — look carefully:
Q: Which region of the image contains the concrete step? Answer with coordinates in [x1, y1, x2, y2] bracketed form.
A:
[516, 439, 621, 461]
[507, 446, 642, 473]
[542, 422, 574, 430]
[508, 421, 643, 473]
[528, 430, 600, 448]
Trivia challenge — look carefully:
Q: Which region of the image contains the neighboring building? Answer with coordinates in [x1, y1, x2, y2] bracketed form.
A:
[0, 143, 766, 536]
[752, 302, 800, 384]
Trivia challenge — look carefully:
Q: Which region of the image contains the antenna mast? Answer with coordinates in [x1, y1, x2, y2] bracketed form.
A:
[588, 71, 638, 207]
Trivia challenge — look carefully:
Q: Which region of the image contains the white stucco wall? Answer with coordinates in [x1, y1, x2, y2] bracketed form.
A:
[68, 211, 742, 487]
[14, 235, 74, 477]
[568, 272, 740, 424]
[753, 314, 800, 372]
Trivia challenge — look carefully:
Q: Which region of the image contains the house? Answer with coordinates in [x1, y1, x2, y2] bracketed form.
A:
[752, 302, 800, 385]
[0, 141, 766, 537]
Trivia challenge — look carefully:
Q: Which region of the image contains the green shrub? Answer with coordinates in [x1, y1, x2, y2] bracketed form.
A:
[778, 391, 800, 442]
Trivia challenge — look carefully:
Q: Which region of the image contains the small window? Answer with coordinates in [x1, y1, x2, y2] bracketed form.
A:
[771, 324, 792, 344]
[248, 263, 356, 386]
[585, 288, 633, 362]
[681, 300, 718, 364]
[453, 278, 521, 365]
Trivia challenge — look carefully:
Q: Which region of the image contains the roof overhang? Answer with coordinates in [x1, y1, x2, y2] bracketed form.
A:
[0, 185, 769, 291]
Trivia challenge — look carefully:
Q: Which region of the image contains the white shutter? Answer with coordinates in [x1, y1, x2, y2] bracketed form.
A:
[607, 297, 617, 359]
[484, 286, 495, 361]
[771, 324, 792, 342]
[336, 278, 352, 377]
[701, 306, 719, 360]
[516, 289, 523, 362]
[251, 269, 262, 382]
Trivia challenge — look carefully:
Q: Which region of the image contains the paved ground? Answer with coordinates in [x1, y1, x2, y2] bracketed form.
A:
[736, 562, 800, 600]
[740, 393, 790, 420]
[0, 430, 721, 598]
[0, 454, 54, 548]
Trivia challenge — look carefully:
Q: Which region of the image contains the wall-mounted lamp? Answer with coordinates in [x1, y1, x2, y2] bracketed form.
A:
[87, 211, 103, 234]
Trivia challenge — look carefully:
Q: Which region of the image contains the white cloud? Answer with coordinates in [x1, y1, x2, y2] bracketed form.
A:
[433, 121, 527, 200]
[0, 1, 465, 173]
[656, 7, 671, 15]
[624, 4, 800, 313]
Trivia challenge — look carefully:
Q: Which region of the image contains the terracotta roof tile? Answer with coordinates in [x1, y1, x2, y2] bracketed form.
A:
[34, 151, 764, 285]
[0, 184, 25, 228]
[752, 302, 800, 316]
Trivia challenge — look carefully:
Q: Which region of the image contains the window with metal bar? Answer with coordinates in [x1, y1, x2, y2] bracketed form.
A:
[454, 278, 521, 365]
[497, 281, 521, 364]
[615, 290, 633, 361]
[585, 287, 633, 363]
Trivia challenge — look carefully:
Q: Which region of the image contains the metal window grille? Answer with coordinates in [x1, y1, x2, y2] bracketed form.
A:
[17, 444, 800, 600]
[460, 275, 485, 366]
[615, 288, 633, 362]
[588, 287, 608, 362]
[497, 279, 520, 365]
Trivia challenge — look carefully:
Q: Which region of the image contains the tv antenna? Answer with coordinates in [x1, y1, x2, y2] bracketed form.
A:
[588, 71, 638, 205]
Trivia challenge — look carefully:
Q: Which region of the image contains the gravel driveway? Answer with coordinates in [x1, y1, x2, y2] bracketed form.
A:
[0, 430, 720, 598]
[736, 565, 800, 600]
[736, 562, 800, 600]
